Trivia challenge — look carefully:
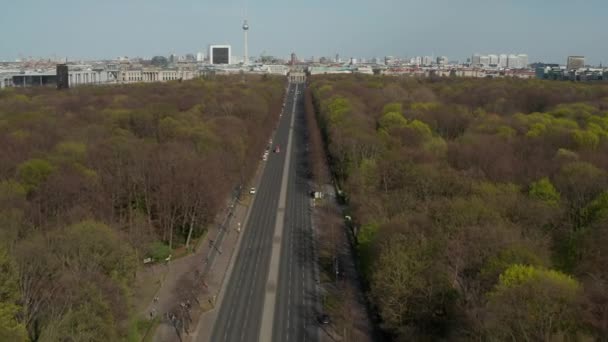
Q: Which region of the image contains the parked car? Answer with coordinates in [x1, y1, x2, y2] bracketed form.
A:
[249, 187, 256, 194]
[274, 145, 280, 153]
[318, 314, 330, 325]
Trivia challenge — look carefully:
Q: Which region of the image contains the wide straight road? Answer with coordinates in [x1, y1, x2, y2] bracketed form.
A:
[210, 81, 319, 342]
[271, 82, 320, 342]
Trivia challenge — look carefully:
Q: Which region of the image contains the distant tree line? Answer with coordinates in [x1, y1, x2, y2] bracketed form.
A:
[309, 75, 608, 340]
[0, 75, 284, 340]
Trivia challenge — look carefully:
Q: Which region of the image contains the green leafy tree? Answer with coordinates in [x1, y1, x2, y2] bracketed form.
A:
[582, 191, 608, 226]
[382, 102, 402, 114]
[370, 233, 456, 339]
[17, 158, 55, 193]
[356, 222, 379, 277]
[572, 129, 600, 150]
[325, 96, 351, 125]
[0, 248, 27, 341]
[39, 284, 118, 342]
[529, 177, 561, 206]
[378, 111, 408, 132]
[483, 265, 583, 341]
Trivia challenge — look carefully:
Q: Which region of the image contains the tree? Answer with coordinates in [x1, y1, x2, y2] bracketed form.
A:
[0, 180, 28, 248]
[554, 161, 606, 228]
[0, 248, 27, 341]
[482, 265, 583, 341]
[370, 233, 457, 339]
[529, 177, 561, 207]
[17, 158, 55, 193]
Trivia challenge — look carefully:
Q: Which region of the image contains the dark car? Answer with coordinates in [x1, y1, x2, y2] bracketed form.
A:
[318, 314, 330, 325]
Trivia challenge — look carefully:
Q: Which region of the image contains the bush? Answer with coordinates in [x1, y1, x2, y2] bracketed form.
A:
[147, 241, 171, 262]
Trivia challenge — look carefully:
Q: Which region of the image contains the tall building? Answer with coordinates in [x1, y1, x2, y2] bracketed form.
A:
[472, 54, 482, 66]
[567, 56, 585, 70]
[196, 52, 205, 62]
[488, 54, 499, 66]
[422, 56, 433, 66]
[56, 64, 69, 89]
[518, 54, 529, 69]
[209, 45, 231, 64]
[436, 56, 449, 65]
[291, 52, 297, 65]
[507, 54, 519, 68]
[498, 54, 508, 68]
[480, 55, 490, 66]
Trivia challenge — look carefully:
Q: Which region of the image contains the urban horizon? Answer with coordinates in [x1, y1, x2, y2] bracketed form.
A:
[3, 0, 607, 65]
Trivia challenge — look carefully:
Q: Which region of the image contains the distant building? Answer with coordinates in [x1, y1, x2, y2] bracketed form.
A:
[480, 55, 490, 66]
[1, 73, 14, 88]
[261, 65, 289, 75]
[422, 56, 433, 66]
[567, 56, 585, 70]
[518, 54, 529, 69]
[507, 54, 520, 68]
[291, 52, 297, 65]
[488, 54, 499, 66]
[498, 54, 508, 68]
[56, 64, 69, 89]
[196, 52, 205, 62]
[209, 45, 231, 65]
[436, 56, 448, 65]
[472, 54, 482, 66]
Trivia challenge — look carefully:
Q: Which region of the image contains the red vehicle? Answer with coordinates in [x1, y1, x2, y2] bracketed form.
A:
[274, 145, 280, 153]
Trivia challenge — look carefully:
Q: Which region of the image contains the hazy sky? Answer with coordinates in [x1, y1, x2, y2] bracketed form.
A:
[2, 0, 607, 64]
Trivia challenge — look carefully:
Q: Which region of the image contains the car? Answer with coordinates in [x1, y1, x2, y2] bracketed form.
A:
[274, 145, 280, 153]
[318, 314, 330, 325]
[249, 187, 256, 194]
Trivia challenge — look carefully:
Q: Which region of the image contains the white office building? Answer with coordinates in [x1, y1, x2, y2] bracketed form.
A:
[498, 54, 508, 68]
[480, 55, 490, 66]
[488, 54, 499, 66]
[518, 54, 529, 69]
[196, 52, 205, 62]
[507, 54, 519, 68]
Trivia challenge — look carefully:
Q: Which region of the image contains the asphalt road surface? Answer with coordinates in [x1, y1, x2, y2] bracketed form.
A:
[210, 82, 320, 342]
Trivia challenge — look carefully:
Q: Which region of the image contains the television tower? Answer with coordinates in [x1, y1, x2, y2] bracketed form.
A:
[242, 19, 249, 65]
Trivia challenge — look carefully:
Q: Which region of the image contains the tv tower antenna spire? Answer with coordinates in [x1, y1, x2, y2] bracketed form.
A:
[242, 17, 249, 66]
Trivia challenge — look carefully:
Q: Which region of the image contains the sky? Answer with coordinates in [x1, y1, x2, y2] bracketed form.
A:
[1, 0, 607, 65]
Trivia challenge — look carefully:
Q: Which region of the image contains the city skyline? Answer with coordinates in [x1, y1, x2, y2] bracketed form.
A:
[2, 0, 607, 65]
